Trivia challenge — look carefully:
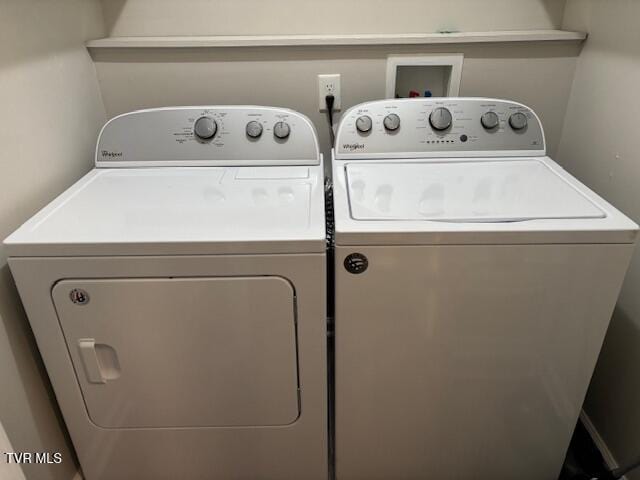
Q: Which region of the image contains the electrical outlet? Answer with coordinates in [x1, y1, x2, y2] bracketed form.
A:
[318, 74, 341, 111]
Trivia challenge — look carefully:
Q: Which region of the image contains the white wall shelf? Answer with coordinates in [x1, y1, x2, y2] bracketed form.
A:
[86, 30, 587, 49]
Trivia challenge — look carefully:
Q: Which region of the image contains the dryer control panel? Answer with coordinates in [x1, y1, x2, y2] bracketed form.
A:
[335, 98, 545, 160]
[96, 106, 320, 167]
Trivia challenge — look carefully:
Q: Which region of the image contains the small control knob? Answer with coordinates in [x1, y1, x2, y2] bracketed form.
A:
[246, 120, 263, 139]
[194, 116, 217, 140]
[383, 114, 401, 132]
[481, 111, 500, 130]
[273, 121, 291, 139]
[356, 115, 373, 133]
[509, 112, 528, 130]
[429, 107, 453, 131]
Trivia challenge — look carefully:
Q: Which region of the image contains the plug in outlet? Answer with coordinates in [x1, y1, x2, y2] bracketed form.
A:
[318, 74, 341, 112]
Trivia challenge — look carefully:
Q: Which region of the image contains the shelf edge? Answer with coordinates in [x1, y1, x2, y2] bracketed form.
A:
[86, 30, 588, 49]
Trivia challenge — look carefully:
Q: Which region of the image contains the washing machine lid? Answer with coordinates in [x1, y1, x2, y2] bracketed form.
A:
[347, 160, 605, 222]
[4, 166, 326, 256]
[334, 157, 638, 245]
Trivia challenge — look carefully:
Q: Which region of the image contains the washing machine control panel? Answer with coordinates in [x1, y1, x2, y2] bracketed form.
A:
[336, 98, 545, 159]
[96, 106, 320, 167]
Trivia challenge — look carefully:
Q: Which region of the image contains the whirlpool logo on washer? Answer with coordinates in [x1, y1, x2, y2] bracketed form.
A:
[342, 143, 365, 152]
[101, 150, 124, 158]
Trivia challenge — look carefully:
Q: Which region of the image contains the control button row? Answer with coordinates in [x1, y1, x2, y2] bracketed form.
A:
[193, 116, 291, 141]
[354, 109, 528, 135]
[482, 111, 528, 131]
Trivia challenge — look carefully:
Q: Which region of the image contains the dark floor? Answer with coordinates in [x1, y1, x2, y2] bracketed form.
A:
[559, 420, 611, 480]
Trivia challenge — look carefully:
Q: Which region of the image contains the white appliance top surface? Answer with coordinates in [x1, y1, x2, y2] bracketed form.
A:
[333, 156, 638, 245]
[4, 165, 326, 256]
[347, 160, 604, 222]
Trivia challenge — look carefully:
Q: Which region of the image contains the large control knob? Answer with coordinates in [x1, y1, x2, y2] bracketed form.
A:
[194, 116, 217, 140]
[273, 121, 291, 139]
[383, 114, 401, 132]
[509, 112, 528, 130]
[429, 107, 452, 131]
[356, 115, 373, 133]
[246, 120, 263, 138]
[481, 111, 500, 130]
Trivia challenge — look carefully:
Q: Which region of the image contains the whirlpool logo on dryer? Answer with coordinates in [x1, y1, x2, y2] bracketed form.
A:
[342, 143, 365, 151]
[101, 150, 123, 158]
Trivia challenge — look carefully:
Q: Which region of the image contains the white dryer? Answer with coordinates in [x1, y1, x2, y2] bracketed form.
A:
[332, 98, 637, 480]
[4, 107, 328, 480]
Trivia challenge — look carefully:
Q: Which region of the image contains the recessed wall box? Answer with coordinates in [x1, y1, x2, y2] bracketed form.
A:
[386, 54, 464, 99]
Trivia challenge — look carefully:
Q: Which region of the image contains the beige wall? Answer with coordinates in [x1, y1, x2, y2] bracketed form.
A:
[91, 41, 581, 163]
[0, 1, 106, 479]
[100, 0, 566, 36]
[558, 2, 640, 478]
[0, 421, 26, 480]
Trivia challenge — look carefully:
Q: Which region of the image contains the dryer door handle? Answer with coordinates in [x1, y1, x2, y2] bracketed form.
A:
[78, 339, 106, 384]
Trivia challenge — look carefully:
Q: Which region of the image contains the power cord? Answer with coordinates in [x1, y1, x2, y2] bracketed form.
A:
[325, 94, 336, 148]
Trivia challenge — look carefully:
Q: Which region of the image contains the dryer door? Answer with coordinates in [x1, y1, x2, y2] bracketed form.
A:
[52, 276, 299, 428]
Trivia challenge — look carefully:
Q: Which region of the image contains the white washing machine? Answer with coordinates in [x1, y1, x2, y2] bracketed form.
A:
[331, 98, 638, 480]
[4, 106, 328, 480]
